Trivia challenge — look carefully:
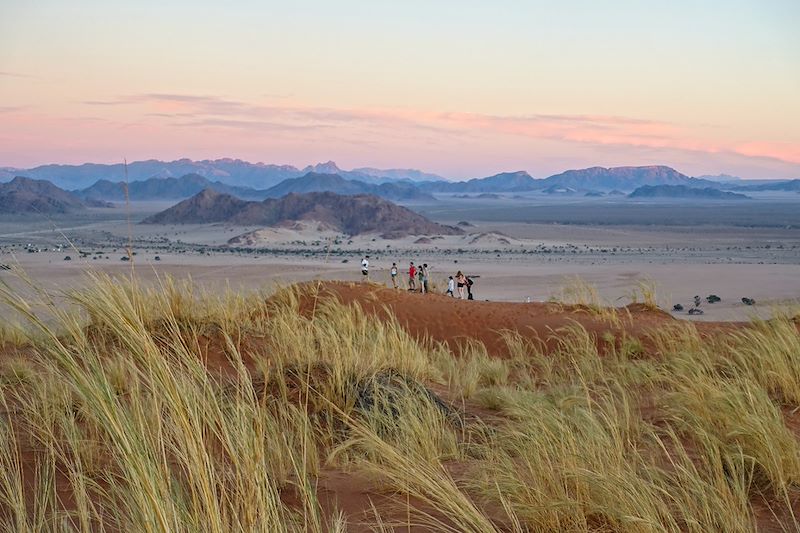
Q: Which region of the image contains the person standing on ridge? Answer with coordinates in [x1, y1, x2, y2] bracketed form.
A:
[418, 263, 425, 293]
[422, 263, 430, 294]
[446, 275, 455, 297]
[361, 256, 369, 281]
[408, 262, 416, 291]
[455, 271, 467, 299]
[390, 262, 398, 289]
[466, 274, 475, 300]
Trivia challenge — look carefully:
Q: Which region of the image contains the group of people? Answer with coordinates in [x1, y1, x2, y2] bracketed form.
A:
[362, 256, 474, 299]
[400, 261, 432, 293]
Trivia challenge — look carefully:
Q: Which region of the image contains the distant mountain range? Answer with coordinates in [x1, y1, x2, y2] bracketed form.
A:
[731, 179, 800, 192]
[0, 176, 112, 215]
[536, 166, 719, 192]
[262, 172, 435, 202]
[423, 166, 722, 194]
[424, 171, 538, 193]
[74, 171, 436, 203]
[4, 157, 798, 196]
[7, 161, 799, 213]
[351, 167, 444, 182]
[628, 185, 750, 200]
[142, 189, 461, 239]
[76, 173, 265, 201]
[695, 174, 744, 182]
[0, 159, 446, 190]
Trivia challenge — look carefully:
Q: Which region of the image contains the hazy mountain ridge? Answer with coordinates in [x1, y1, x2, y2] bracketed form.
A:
[0, 159, 302, 190]
[0, 176, 113, 214]
[539, 166, 719, 192]
[424, 171, 538, 193]
[263, 172, 435, 202]
[696, 174, 743, 182]
[77, 173, 266, 201]
[76, 171, 436, 203]
[0, 159, 447, 190]
[731, 179, 800, 192]
[628, 184, 750, 200]
[142, 189, 460, 238]
[299, 161, 446, 184]
[6, 159, 798, 201]
[423, 166, 729, 194]
[352, 167, 445, 182]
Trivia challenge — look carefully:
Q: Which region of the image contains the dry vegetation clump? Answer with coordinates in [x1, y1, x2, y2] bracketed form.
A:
[552, 276, 629, 327]
[0, 321, 27, 348]
[0, 274, 798, 531]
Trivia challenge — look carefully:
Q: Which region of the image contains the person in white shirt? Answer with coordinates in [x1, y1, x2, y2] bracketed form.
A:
[446, 276, 455, 297]
[361, 256, 369, 281]
[390, 262, 398, 288]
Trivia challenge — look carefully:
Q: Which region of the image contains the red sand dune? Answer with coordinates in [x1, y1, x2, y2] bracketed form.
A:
[0, 281, 794, 532]
[294, 281, 729, 357]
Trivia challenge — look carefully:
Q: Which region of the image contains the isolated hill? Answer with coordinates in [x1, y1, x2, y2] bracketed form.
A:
[77, 173, 265, 201]
[628, 185, 750, 200]
[143, 189, 461, 238]
[0, 176, 112, 214]
[141, 189, 251, 224]
[539, 166, 718, 192]
[542, 185, 578, 195]
[263, 172, 435, 202]
[425, 171, 537, 193]
[77, 179, 129, 200]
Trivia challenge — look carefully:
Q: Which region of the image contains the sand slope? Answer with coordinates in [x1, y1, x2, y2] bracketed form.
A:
[293, 281, 725, 357]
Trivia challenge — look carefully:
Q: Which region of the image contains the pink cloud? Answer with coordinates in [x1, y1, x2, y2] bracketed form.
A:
[1, 93, 798, 178]
[735, 141, 800, 165]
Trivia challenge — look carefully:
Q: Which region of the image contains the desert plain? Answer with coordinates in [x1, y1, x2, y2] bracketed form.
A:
[2, 194, 798, 322]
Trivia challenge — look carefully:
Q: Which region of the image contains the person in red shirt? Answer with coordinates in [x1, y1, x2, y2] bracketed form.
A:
[408, 261, 417, 291]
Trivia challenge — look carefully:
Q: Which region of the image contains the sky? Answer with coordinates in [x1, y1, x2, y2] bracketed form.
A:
[1, 0, 799, 179]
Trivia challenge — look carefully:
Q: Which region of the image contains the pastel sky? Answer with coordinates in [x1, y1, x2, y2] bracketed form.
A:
[1, 0, 799, 179]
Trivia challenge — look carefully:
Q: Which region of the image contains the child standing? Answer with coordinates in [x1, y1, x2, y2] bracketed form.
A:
[361, 256, 369, 281]
[446, 276, 455, 297]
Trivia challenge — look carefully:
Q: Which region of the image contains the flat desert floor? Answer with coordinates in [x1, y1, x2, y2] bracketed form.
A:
[1, 196, 799, 322]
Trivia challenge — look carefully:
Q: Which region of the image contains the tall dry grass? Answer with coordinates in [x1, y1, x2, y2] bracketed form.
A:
[0, 273, 797, 531]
